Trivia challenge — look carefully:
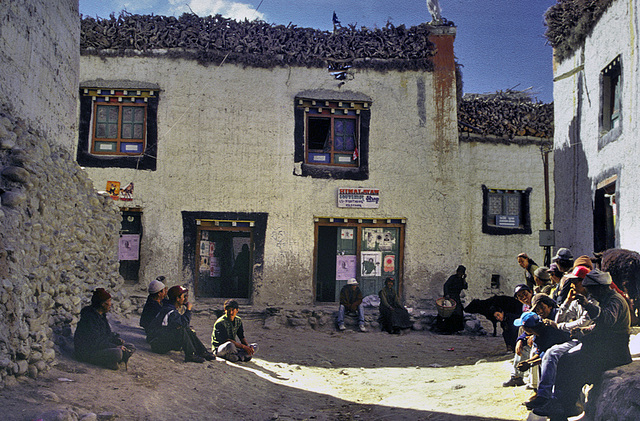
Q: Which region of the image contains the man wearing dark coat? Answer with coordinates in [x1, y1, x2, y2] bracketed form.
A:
[378, 277, 412, 334]
[74, 288, 135, 370]
[438, 265, 468, 333]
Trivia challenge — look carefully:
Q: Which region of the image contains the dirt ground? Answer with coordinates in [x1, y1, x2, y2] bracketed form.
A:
[2, 311, 638, 421]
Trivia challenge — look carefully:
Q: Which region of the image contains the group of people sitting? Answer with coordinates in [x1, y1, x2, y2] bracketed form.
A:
[74, 277, 257, 370]
[336, 276, 413, 334]
[337, 266, 468, 335]
[495, 249, 632, 418]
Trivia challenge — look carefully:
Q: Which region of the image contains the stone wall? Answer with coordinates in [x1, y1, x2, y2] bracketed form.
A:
[0, 0, 127, 386]
[0, 109, 126, 386]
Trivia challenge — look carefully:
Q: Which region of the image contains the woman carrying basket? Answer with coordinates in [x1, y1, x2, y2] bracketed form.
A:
[436, 265, 468, 334]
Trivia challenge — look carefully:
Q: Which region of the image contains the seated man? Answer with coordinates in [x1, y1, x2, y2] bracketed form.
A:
[147, 285, 215, 363]
[378, 277, 412, 334]
[74, 288, 135, 370]
[337, 278, 366, 332]
[139, 276, 168, 340]
[211, 299, 257, 362]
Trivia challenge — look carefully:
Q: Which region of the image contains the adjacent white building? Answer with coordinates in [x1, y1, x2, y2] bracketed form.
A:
[549, 0, 640, 255]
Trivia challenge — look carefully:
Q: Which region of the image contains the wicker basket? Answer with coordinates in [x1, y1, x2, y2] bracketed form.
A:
[436, 297, 457, 318]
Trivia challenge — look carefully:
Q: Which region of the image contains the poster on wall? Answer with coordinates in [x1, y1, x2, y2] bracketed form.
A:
[361, 251, 382, 276]
[383, 254, 395, 274]
[199, 256, 210, 272]
[118, 234, 140, 261]
[336, 255, 357, 280]
[340, 229, 354, 240]
[200, 241, 209, 256]
[106, 181, 120, 200]
[363, 228, 397, 251]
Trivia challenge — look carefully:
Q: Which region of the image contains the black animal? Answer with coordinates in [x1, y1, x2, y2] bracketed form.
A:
[594, 248, 640, 325]
[464, 295, 522, 336]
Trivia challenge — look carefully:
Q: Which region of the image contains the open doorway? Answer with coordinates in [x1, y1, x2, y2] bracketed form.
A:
[594, 176, 616, 252]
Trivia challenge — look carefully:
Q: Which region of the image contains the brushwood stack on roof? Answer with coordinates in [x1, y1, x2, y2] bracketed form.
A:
[80, 12, 437, 71]
[544, 0, 615, 62]
[458, 91, 554, 144]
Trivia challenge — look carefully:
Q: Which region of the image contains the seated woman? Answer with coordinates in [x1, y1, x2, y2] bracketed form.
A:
[378, 277, 412, 334]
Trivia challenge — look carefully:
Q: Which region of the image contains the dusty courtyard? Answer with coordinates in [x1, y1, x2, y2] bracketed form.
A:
[2, 310, 638, 421]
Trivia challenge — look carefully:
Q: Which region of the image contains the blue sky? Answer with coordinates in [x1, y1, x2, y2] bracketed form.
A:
[79, 0, 556, 103]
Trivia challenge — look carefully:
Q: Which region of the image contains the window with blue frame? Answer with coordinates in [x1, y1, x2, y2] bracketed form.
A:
[294, 95, 371, 180]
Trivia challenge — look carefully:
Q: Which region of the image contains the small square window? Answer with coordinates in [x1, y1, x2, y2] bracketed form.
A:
[482, 186, 532, 235]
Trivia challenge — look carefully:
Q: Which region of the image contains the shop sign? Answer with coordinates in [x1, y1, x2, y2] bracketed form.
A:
[337, 188, 380, 208]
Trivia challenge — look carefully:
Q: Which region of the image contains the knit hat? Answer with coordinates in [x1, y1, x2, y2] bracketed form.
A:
[148, 279, 166, 294]
[572, 255, 593, 270]
[531, 293, 557, 311]
[91, 288, 111, 306]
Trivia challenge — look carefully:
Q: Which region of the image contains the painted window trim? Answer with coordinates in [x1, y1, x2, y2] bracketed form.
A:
[294, 98, 370, 180]
[481, 185, 532, 235]
[77, 88, 159, 170]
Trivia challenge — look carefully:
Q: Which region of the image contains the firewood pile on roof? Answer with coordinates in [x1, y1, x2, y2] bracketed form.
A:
[80, 12, 437, 71]
[458, 89, 554, 143]
[544, 0, 615, 63]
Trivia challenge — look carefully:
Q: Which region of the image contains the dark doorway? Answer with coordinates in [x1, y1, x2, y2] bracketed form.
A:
[119, 209, 142, 283]
[196, 223, 252, 299]
[594, 180, 616, 252]
[316, 226, 338, 302]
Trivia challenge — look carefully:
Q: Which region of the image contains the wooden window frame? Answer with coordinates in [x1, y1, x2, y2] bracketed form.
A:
[77, 86, 159, 170]
[294, 96, 371, 180]
[91, 102, 147, 156]
[305, 110, 359, 167]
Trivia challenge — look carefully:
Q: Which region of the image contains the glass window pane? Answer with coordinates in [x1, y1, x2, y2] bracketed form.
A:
[134, 108, 144, 123]
[122, 125, 132, 139]
[108, 107, 119, 122]
[96, 124, 106, 138]
[107, 124, 118, 138]
[133, 124, 143, 139]
[122, 107, 132, 123]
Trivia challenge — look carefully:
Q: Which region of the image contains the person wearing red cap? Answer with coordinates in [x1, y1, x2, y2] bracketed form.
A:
[74, 288, 135, 370]
[147, 285, 215, 363]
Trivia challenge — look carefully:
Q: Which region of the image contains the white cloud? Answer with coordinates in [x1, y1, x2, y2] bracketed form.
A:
[168, 0, 265, 21]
